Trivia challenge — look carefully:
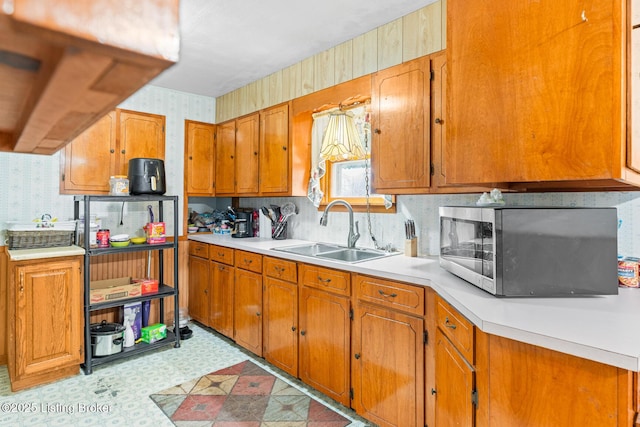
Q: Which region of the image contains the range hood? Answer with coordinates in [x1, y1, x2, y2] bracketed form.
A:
[0, 0, 179, 154]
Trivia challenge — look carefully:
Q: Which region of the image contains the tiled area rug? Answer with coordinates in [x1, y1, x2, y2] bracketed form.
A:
[150, 359, 351, 426]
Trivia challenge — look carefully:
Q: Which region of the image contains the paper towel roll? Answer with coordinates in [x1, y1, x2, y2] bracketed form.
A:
[259, 210, 273, 239]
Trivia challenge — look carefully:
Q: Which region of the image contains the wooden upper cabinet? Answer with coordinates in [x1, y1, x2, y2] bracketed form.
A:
[215, 120, 236, 195]
[259, 103, 290, 194]
[235, 113, 260, 194]
[118, 109, 165, 176]
[60, 111, 116, 194]
[60, 109, 165, 194]
[0, 0, 178, 154]
[447, 0, 639, 189]
[185, 120, 216, 196]
[371, 55, 431, 193]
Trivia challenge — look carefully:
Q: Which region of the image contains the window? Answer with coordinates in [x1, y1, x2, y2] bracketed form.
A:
[309, 101, 395, 213]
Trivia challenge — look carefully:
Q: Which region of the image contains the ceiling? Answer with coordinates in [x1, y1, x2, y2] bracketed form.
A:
[151, 0, 438, 99]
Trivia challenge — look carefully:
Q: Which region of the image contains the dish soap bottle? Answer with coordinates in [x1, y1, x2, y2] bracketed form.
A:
[123, 317, 135, 348]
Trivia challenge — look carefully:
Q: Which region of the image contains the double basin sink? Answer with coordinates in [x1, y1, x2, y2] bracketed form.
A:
[272, 242, 398, 264]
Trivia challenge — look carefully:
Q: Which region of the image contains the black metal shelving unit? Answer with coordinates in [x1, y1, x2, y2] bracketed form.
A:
[74, 194, 180, 374]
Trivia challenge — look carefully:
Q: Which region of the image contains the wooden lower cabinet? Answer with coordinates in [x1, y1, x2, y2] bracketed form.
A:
[210, 260, 234, 338]
[188, 253, 210, 325]
[434, 329, 475, 427]
[351, 275, 425, 427]
[298, 283, 351, 406]
[7, 256, 84, 391]
[263, 276, 298, 376]
[480, 335, 637, 427]
[263, 256, 298, 377]
[234, 257, 263, 356]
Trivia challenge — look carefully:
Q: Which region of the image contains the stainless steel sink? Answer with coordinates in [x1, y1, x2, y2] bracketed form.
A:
[272, 243, 397, 263]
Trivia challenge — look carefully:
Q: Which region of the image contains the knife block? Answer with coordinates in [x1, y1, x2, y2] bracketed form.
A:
[404, 238, 417, 257]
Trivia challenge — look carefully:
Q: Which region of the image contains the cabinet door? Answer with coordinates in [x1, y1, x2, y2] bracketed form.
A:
[434, 329, 475, 427]
[447, 1, 622, 184]
[233, 268, 262, 356]
[298, 285, 350, 406]
[352, 303, 424, 427]
[60, 111, 117, 194]
[185, 120, 216, 195]
[118, 109, 166, 175]
[215, 120, 237, 194]
[259, 103, 289, 194]
[188, 254, 210, 325]
[630, 26, 640, 172]
[210, 260, 234, 338]
[14, 259, 83, 378]
[371, 56, 430, 193]
[235, 113, 260, 194]
[263, 276, 297, 376]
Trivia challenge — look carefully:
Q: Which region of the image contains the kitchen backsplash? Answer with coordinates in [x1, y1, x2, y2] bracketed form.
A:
[234, 191, 640, 257]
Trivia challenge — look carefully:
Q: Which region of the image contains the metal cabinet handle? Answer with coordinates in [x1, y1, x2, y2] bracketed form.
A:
[378, 289, 397, 298]
[445, 317, 457, 329]
[317, 276, 331, 283]
[19, 271, 24, 293]
[244, 259, 253, 264]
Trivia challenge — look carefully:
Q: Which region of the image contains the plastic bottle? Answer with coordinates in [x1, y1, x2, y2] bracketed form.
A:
[123, 318, 135, 348]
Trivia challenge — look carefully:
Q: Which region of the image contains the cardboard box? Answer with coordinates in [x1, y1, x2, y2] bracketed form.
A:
[90, 277, 141, 304]
[145, 222, 166, 244]
[134, 278, 159, 295]
[141, 323, 166, 343]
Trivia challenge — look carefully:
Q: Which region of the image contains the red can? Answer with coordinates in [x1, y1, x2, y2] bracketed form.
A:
[97, 229, 110, 248]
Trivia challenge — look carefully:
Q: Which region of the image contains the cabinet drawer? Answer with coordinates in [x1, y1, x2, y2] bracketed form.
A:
[235, 250, 262, 273]
[436, 295, 475, 363]
[264, 256, 297, 283]
[354, 274, 424, 316]
[189, 241, 209, 258]
[300, 264, 350, 296]
[210, 245, 234, 265]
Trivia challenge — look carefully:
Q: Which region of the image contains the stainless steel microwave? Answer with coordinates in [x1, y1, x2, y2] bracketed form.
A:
[439, 206, 618, 297]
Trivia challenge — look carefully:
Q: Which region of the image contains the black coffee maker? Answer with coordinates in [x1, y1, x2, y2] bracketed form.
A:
[232, 208, 254, 238]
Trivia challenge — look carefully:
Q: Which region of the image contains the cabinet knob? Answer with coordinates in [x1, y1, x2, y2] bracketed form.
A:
[431, 388, 437, 395]
[254, 151, 258, 155]
[300, 330, 306, 336]
[282, 146, 287, 151]
[256, 312, 261, 317]
[189, 156, 193, 160]
[121, 149, 125, 154]
[230, 155, 234, 159]
[374, 128, 381, 134]
[110, 149, 115, 153]
[291, 326, 296, 332]
[354, 353, 361, 359]
[204, 289, 208, 294]
[435, 118, 443, 124]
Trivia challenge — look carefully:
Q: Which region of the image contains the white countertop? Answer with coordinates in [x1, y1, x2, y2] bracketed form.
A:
[8, 245, 85, 261]
[190, 234, 640, 372]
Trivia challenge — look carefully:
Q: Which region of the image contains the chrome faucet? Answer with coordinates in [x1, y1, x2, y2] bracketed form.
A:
[320, 199, 360, 248]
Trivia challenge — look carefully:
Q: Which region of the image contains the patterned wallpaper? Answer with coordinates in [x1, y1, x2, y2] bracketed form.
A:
[0, 85, 215, 245]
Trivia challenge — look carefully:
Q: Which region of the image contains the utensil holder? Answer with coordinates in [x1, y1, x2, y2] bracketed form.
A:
[404, 238, 417, 257]
[272, 222, 287, 240]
